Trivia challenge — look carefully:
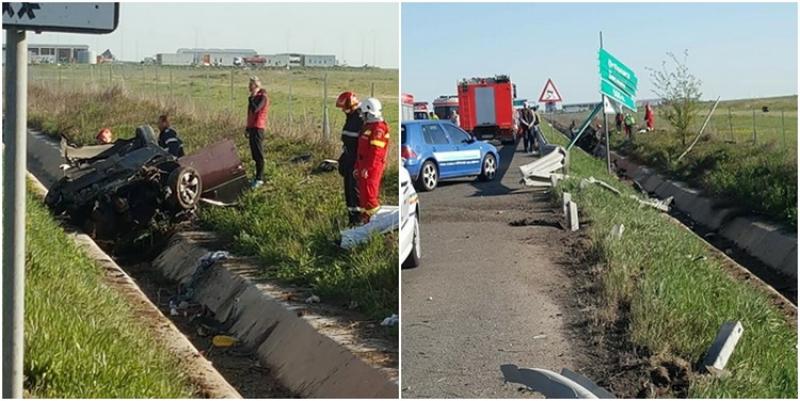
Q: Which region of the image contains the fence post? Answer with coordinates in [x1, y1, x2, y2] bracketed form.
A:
[728, 107, 734, 142]
[58, 66, 62, 90]
[370, 82, 375, 97]
[205, 69, 210, 98]
[169, 68, 174, 101]
[751, 107, 756, 144]
[155, 66, 160, 101]
[229, 69, 234, 112]
[108, 63, 113, 86]
[288, 76, 293, 126]
[781, 109, 786, 154]
[322, 72, 330, 139]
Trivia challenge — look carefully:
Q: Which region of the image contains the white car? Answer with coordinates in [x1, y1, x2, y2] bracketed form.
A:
[400, 166, 421, 268]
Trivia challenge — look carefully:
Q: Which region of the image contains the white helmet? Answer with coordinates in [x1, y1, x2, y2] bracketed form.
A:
[359, 97, 383, 121]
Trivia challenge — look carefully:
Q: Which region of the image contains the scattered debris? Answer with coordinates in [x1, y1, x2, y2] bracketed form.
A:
[340, 206, 399, 249]
[290, 153, 313, 164]
[629, 194, 672, 212]
[305, 295, 321, 304]
[519, 146, 568, 187]
[427, 296, 433, 301]
[500, 364, 613, 398]
[702, 321, 744, 375]
[212, 335, 239, 348]
[380, 314, 399, 327]
[315, 159, 339, 173]
[562, 192, 572, 218]
[581, 176, 622, 195]
[533, 334, 547, 340]
[608, 224, 625, 240]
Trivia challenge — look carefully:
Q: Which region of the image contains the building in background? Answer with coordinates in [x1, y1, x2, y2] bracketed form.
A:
[153, 48, 338, 68]
[2, 44, 89, 64]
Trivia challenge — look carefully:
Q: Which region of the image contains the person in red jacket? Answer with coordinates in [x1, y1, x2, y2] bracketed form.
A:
[246, 76, 270, 188]
[644, 102, 655, 131]
[336, 91, 364, 226]
[354, 97, 390, 224]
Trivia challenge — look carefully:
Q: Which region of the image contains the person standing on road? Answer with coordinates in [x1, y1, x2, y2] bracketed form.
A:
[157, 114, 185, 158]
[519, 103, 535, 154]
[354, 98, 390, 224]
[532, 104, 543, 151]
[335, 91, 364, 226]
[644, 102, 655, 131]
[450, 110, 460, 127]
[246, 76, 270, 188]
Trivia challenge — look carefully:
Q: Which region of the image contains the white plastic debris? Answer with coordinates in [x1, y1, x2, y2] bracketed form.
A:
[380, 313, 399, 327]
[608, 224, 625, 240]
[340, 206, 399, 249]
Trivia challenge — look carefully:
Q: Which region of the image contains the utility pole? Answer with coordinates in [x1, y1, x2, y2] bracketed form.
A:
[600, 31, 611, 173]
[323, 72, 330, 139]
[2, 28, 28, 399]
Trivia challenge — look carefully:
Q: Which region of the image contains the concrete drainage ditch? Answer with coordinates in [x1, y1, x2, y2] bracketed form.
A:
[30, 175, 399, 398]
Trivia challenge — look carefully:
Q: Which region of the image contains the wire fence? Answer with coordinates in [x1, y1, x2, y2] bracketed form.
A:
[26, 63, 391, 140]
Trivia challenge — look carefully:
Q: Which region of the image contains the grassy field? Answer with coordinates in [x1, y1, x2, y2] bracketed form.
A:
[26, 64, 399, 319]
[552, 95, 797, 225]
[25, 184, 194, 398]
[541, 122, 797, 398]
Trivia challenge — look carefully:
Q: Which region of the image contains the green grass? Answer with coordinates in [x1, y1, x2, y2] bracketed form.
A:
[552, 95, 797, 226]
[26, 65, 399, 320]
[541, 122, 797, 398]
[25, 184, 194, 398]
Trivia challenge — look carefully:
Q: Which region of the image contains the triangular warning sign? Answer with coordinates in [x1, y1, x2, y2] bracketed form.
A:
[538, 78, 563, 103]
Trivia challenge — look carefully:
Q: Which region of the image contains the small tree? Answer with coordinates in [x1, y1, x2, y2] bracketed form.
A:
[648, 50, 703, 146]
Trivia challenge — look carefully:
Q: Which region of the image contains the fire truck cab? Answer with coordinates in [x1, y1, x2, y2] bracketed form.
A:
[433, 95, 459, 120]
[457, 75, 518, 143]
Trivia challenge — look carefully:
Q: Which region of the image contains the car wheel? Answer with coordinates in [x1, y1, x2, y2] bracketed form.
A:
[402, 212, 421, 268]
[417, 160, 438, 192]
[479, 153, 497, 181]
[168, 166, 203, 209]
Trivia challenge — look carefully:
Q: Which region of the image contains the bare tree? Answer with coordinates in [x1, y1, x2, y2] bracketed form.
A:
[648, 50, 703, 146]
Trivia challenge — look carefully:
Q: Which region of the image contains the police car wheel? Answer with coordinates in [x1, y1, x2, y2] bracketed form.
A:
[418, 160, 438, 192]
[479, 154, 497, 182]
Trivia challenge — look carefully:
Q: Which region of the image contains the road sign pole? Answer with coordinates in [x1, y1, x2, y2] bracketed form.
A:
[600, 31, 611, 173]
[2, 28, 27, 399]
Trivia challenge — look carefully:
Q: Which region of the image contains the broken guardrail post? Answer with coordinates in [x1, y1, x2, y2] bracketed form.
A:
[567, 201, 579, 232]
[562, 192, 572, 219]
[702, 321, 744, 376]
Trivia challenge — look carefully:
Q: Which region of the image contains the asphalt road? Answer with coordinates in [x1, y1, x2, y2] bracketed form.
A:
[401, 141, 587, 398]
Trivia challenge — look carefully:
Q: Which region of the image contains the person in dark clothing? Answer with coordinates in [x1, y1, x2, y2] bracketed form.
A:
[157, 114, 185, 158]
[615, 112, 623, 132]
[519, 103, 535, 154]
[246, 76, 269, 188]
[335, 91, 364, 226]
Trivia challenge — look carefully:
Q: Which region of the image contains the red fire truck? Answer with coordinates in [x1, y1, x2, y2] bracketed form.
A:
[457, 75, 518, 143]
[433, 95, 459, 120]
[402, 93, 415, 121]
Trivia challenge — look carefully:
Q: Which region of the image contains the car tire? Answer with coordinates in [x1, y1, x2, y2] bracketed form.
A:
[402, 212, 421, 268]
[168, 166, 203, 209]
[478, 153, 497, 182]
[417, 160, 438, 192]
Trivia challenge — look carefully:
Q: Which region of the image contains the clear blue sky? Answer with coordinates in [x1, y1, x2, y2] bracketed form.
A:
[402, 2, 798, 104]
[5, 2, 399, 68]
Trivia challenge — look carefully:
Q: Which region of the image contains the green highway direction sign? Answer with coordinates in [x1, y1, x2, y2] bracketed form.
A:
[598, 48, 637, 111]
[601, 78, 636, 111]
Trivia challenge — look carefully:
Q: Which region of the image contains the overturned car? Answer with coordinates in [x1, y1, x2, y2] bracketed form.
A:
[45, 125, 247, 240]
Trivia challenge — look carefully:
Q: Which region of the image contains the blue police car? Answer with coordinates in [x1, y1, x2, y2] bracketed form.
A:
[401, 120, 499, 191]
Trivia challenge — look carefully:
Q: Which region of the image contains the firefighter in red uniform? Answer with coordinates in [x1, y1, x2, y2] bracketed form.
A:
[336, 91, 364, 226]
[354, 98, 389, 224]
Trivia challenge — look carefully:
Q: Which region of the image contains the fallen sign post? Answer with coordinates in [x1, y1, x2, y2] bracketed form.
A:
[2, 4, 119, 397]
